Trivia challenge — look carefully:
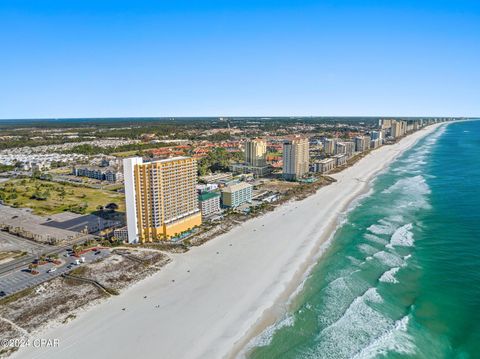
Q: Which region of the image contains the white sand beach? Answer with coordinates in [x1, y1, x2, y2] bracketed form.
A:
[14, 123, 444, 359]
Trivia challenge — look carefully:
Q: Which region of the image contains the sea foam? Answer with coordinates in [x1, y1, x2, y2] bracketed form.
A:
[351, 315, 416, 359]
[248, 313, 295, 348]
[306, 288, 389, 359]
[373, 251, 404, 267]
[387, 223, 414, 248]
[379, 267, 400, 283]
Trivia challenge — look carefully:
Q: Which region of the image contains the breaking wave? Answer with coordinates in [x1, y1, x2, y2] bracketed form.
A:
[351, 315, 416, 359]
[379, 267, 400, 283]
[247, 314, 295, 348]
[247, 125, 451, 359]
[373, 251, 404, 267]
[388, 223, 414, 248]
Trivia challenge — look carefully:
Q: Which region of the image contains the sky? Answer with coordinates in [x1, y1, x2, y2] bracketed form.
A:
[0, 0, 479, 119]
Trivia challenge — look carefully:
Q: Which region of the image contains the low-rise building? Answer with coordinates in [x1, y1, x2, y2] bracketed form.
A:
[230, 163, 272, 177]
[31, 161, 51, 172]
[221, 182, 253, 208]
[72, 166, 123, 183]
[200, 172, 233, 184]
[196, 183, 219, 193]
[113, 227, 129, 242]
[332, 154, 347, 167]
[312, 158, 336, 174]
[198, 192, 222, 217]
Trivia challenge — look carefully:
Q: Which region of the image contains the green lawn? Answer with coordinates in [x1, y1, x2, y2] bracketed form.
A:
[0, 178, 125, 216]
[110, 150, 139, 158]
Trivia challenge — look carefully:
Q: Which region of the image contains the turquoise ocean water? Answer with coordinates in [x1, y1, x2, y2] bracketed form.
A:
[248, 120, 480, 359]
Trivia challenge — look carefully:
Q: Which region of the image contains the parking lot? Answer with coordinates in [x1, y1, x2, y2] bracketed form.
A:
[0, 230, 48, 255]
[0, 248, 110, 298]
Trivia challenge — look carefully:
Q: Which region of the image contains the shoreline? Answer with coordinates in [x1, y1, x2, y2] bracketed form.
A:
[12, 123, 446, 359]
[230, 123, 446, 358]
[232, 185, 375, 359]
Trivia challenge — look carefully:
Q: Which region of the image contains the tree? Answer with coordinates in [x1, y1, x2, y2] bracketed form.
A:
[105, 202, 119, 212]
[68, 202, 88, 214]
[197, 147, 241, 176]
[30, 190, 48, 200]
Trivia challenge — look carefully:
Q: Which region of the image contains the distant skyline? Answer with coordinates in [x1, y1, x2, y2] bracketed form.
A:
[1, 0, 479, 119]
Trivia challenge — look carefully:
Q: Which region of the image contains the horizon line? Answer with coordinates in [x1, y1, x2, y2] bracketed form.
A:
[0, 115, 476, 121]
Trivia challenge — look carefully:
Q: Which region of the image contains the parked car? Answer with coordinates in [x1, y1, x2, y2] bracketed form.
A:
[48, 268, 57, 273]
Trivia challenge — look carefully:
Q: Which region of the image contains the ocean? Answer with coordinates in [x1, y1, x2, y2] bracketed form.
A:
[247, 120, 480, 359]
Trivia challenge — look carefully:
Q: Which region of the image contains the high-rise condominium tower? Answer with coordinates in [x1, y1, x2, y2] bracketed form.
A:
[282, 136, 310, 181]
[245, 138, 267, 167]
[123, 156, 202, 243]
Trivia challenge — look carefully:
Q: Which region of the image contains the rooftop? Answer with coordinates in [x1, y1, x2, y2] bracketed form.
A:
[222, 182, 253, 193]
[150, 156, 191, 164]
[74, 165, 119, 172]
[198, 191, 221, 202]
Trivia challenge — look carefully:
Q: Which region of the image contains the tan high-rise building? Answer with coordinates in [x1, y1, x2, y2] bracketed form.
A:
[123, 156, 202, 243]
[283, 136, 310, 181]
[245, 138, 267, 167]
[391, 120, 407, 138]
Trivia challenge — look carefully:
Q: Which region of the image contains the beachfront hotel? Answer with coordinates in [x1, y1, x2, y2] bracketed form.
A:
[283, 136, 310, 180]
[221, 182, 253, 208]
[312, 158, 336, 174]
[332, 153, 347, 167]
[198, 191, 221, 217]
[123, 156, 202, 243]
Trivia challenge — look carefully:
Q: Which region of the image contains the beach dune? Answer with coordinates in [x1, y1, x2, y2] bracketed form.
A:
[14, 124, 443, 359]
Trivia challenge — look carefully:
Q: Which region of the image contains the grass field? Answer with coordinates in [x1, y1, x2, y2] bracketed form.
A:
[0, 178, 125, 216]
[47, 166, 72, 175]
[111, 150, 139, 157]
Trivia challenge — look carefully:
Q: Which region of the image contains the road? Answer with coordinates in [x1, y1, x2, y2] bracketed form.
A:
[0, 232, 98, 277]
[0, 248, 110, 298]
[0, 231, 48, 253]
